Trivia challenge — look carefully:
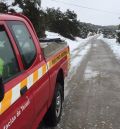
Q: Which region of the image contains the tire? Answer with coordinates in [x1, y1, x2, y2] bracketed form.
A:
[45, 83, 63, 127]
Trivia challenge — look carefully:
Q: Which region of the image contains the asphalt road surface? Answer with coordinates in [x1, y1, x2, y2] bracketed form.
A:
[41, 38, 120, 129]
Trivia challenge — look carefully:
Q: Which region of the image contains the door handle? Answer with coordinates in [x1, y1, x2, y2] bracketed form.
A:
[20, 86, 28, 96]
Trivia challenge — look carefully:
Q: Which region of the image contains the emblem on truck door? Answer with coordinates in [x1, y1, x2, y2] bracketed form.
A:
[3, 96, 30, 129]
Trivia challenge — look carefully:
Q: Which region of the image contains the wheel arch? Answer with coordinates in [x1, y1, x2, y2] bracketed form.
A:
[56, 68, 64, 100]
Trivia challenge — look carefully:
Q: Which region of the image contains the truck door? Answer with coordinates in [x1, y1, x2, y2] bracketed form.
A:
[7, 20, 50, 126]
[0, 22, 35, 129]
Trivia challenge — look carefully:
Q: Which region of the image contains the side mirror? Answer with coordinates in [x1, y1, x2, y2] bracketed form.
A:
[0, 77, 4, 102]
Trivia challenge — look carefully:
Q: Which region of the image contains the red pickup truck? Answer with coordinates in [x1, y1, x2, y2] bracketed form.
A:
[0, 14, 70, 129]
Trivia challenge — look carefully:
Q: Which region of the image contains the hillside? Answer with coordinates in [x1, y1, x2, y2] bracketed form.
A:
[0, 0, 118, 39]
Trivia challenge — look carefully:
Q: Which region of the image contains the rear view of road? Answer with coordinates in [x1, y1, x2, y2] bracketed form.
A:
[55, 39, 120, 129]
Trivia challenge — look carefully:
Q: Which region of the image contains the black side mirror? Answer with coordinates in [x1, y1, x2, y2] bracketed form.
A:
[0, 77, 4, 102]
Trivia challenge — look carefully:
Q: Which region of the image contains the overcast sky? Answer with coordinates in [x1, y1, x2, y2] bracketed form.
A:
[41, 0, 120, 26]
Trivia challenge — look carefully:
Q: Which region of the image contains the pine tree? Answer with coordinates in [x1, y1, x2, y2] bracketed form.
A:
[45, 8, 80, 39]
[0, 1, 16, 13]
[13, 0, 45, 38]
[0, 2, 9, 13]
[116, 25, 120, 43]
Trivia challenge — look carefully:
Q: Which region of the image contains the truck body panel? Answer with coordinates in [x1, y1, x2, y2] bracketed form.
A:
[0, 14, 70, 129]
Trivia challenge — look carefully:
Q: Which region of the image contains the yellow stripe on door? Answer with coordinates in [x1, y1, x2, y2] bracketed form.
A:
[1, 89, 12, 114]
[42, 65, 47, 75]
[20, 79, 27, 89]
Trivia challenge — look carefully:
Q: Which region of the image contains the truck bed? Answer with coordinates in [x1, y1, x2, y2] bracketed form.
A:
[40, 38, 67, 58]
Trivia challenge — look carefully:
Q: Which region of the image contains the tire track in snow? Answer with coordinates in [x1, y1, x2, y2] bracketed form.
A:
[64, 39, 93, 99]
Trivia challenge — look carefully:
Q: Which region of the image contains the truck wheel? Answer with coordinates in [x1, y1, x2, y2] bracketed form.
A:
[45, 83, 63, 127]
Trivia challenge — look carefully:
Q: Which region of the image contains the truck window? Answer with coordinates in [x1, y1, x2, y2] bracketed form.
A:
[7, 21, 36, 69]
[0, 25, 20, 81]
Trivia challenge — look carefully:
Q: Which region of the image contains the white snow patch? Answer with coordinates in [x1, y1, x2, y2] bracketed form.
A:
[46, 31, 93, 52]
[5, 0, 23, 12]
[84, 66, 99, 80]
[97, 34, 104, 40]
[71, 44, 91, 68]
[93, 44, 98, 47]
[98, 35, 120, 60]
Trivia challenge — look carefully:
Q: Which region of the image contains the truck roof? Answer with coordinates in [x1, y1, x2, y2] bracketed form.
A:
[0, 14, 24, 21]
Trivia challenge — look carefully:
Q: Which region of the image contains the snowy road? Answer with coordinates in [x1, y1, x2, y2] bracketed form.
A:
[41, 37, 120, 129]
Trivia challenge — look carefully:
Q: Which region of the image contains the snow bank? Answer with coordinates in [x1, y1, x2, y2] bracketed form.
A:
[46, 31, 93, 78]
[6, 0, 22, 12]
[71, 44, 91, 68]
[46, 31, 93, 98]
[98, 35, 120, 60]
[46, 31, 93, 52]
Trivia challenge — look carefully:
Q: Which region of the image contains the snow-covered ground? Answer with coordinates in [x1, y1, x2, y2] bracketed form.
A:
[46, 31, 93, 98]
[46, 31, 92, 52]
[84, 66, 99, 80]
[98, 35, 120, 61]
[46, 31, 92, 76]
